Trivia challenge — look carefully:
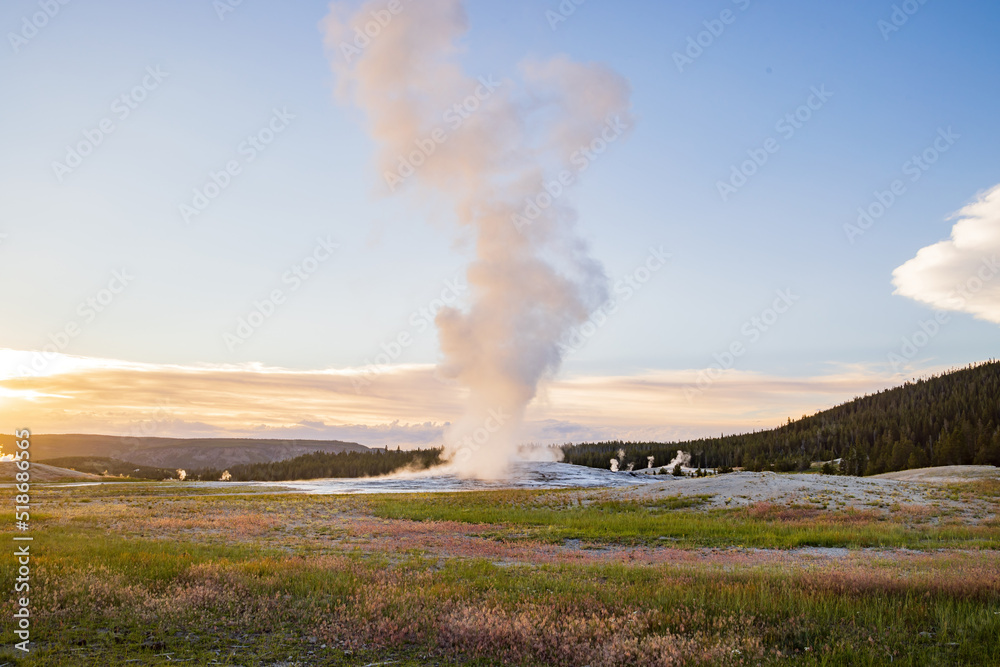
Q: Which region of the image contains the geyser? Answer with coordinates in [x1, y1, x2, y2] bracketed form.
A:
[324, 0, 633, 479]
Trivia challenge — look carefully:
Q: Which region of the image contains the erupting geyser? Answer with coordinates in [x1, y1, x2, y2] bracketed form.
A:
[324, 0, 633, 479]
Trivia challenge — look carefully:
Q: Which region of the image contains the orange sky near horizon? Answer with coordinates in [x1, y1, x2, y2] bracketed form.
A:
[0, 348, 929, 450]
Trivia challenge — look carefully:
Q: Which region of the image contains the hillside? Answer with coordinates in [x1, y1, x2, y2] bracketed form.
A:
[0, 461, 101, 482]
[0, 434, 369, 471]
[40, 457, 179, 480]
[563, 360, 1000, 476]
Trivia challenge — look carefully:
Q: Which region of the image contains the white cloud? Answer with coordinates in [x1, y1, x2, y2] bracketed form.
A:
[892, 183, 1000, 323]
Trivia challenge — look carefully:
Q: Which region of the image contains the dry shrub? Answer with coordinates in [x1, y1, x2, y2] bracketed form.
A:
[144, 513, 278, 538]
[315, 579, 764, 667]
[437, 604, 762, 666]
[796, 557, 1000, 600]
[888, 504, 935, 519]
[594, 630, 761, 667]
[743, 502, 883, 524]
[743, 502, 821, 521]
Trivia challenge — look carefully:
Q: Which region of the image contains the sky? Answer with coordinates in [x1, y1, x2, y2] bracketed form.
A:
[1, 0, 998, 449]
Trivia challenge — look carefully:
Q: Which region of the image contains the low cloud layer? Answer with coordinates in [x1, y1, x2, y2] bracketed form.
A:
[892, 183, 1000, 323]
[1, 349, 907, 449]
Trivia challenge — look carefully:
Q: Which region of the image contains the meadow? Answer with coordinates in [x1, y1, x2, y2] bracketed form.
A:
[2, 480, 998, 666]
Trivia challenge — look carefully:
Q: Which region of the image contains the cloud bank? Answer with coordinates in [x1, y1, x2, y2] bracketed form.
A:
[1, 349, 908, 450]
[892, 183, 1000, 323]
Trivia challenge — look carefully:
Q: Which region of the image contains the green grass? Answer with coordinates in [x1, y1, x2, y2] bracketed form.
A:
[0, 527, 443, 666]
[5, 523, 999, 666]
[3, 527, 997, 665]
[4, 484, 999, 665]
[367, 489, 1000, 549]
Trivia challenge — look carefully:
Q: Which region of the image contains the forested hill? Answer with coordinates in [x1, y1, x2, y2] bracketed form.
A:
[190, 447, 442, 481]
[0, 434, 368, 470]
[562, 360, 1000, 476]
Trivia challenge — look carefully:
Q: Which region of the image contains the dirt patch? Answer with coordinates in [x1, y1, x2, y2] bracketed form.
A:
[874, 465, 1000, 483]
[604, 468, 998, 521]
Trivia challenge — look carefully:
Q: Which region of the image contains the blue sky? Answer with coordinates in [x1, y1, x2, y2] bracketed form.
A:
[1, 0, 998, 444]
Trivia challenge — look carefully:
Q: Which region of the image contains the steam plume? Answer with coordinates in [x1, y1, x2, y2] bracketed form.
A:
[667, 450, 691, 470]
[323, 0, 633, 478]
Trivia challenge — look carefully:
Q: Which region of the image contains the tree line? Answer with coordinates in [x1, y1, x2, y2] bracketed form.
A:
[562, 360, 1000, 476]
[190, 447, 442, 481]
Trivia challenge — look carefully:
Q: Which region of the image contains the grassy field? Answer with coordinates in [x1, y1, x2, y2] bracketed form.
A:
[368, 488, 1000, 549]
[2, 482, 999, 666]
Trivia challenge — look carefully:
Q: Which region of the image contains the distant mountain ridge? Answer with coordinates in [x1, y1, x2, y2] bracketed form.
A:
[0, 434, 369, 470]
